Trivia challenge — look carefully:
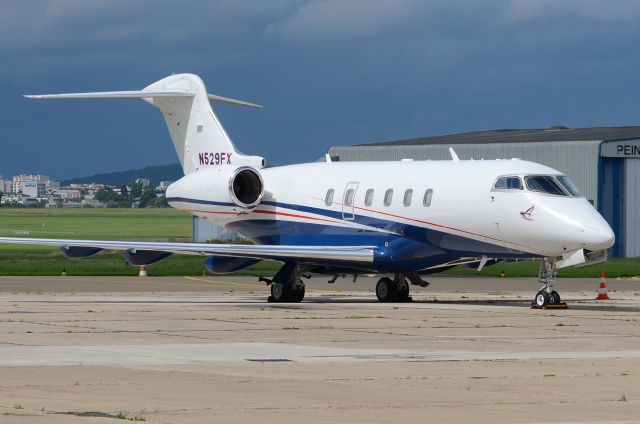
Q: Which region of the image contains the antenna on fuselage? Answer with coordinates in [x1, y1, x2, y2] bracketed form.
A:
[448, 147, 460, 161]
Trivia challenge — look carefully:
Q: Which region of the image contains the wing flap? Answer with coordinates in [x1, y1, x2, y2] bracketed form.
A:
[0, 237, 375, 264]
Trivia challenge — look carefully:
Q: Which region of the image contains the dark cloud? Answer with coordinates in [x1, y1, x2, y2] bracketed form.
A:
[1, 0, 639, 179]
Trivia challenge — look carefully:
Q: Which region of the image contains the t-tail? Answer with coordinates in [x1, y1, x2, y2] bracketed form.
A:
[25, 73, 265, 174]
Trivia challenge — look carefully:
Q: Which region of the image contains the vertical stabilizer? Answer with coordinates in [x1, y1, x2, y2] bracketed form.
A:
[25, 73, 265, 175]
[143, 74, 264, 174]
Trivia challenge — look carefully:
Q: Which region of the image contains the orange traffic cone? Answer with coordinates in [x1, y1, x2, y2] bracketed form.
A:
[596, 272, 610, 300]
[139, 265, 148, 278]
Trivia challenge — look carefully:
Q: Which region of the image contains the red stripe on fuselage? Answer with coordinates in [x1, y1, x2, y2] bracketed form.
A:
[186, 200, 531, 251]
[351, 204, 530, 249]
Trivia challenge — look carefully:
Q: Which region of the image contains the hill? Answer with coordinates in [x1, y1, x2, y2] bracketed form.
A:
[61, 164, 183, 188]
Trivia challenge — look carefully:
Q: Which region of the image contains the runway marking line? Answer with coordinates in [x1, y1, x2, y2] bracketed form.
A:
[183, 275, 265, 290]
[183, 276, 347, 295]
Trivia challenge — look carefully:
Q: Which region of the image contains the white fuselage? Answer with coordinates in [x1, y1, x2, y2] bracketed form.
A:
[167, 159, 614, 270]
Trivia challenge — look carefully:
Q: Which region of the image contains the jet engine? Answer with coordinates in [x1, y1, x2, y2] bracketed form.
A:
[229, 167, 264, 208]
[166, 166, 265, 211]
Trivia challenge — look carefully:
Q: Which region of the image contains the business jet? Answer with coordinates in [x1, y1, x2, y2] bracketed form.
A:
[0, 74, 615, 307]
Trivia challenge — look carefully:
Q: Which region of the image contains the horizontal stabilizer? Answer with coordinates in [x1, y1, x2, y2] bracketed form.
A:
[207, 94, 262, 108]
[24, 90, 193, 99]
[25, 90, 262, 108]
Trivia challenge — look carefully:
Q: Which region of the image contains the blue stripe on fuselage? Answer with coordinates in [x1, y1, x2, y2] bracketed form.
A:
[166, 197, 236, 207]
[169, 196, 537, 272]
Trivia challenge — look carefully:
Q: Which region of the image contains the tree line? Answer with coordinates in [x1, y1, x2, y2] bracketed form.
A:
[95, 180, 169, 208]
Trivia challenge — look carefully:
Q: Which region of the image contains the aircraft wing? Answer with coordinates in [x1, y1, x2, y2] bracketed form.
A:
[0, 237, 375, 264]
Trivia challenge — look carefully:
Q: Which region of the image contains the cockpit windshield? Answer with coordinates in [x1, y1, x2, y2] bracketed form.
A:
[494, 174, 583, 197]
[524, 175, 574, 196]
[556, 175, 582, 196]
[494, 176, 523, 190]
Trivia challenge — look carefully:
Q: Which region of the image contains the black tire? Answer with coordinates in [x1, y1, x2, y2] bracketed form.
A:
[396, 279, 410, 302]
[289, 280, 305, 303]
[270, 282, 287, 302]
[376, 277, 395, 302]
[535, 290, 549, 308]
[550, 290, 561, 304]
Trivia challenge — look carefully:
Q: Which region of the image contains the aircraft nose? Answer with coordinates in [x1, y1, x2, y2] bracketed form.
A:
[583, 216, 615, 251]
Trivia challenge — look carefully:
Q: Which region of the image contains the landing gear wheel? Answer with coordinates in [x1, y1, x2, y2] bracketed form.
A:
[535, 290, 549, 308]
[269, 282, 287, 302]
[550, 290, 561, 304]
[396, 279, 411, 302]
[289, 280, 306, 303]
[376, 277, 395, 302]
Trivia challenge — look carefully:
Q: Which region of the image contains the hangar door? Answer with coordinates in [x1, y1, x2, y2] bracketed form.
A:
[624, 159, 640, 257]
[598, 158, 624, 257]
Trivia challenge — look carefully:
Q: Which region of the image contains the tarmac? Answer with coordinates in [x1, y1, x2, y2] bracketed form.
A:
[1, 274, 640, 423]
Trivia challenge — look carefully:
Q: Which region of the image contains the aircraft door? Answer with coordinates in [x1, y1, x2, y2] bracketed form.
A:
[342, 182, 359, 220]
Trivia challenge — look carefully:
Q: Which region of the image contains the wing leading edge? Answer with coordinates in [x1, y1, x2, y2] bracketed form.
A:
[0, 237, 375, 264]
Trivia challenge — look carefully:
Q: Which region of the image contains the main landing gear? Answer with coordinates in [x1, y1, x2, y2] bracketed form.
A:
[533, 257, 563, 308]
[260, 262, 307, 303]
[375, 273, 427, 302]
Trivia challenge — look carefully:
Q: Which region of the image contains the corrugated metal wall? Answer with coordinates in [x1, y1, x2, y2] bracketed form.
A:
[624, 159, 640, 257]
[329, 140, 601, 204]
[192, 216, 240, 242]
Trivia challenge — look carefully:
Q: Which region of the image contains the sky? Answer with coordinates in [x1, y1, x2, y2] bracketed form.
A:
[1, 0, 640, 180]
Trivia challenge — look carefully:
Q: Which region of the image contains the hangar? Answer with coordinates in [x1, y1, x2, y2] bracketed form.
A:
[193, 126, 640, 258]
[328, 126, 640, 258]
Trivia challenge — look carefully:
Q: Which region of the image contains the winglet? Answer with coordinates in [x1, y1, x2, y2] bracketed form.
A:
[449, 147, 460, 161]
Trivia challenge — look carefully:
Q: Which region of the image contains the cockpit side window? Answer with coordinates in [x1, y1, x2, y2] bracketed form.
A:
[494, 176, 523, 190]
[525, 176, 566, 195]
[556, 176, 582, 196]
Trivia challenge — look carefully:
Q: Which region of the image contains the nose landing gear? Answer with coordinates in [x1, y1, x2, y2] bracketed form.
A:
[533, 257, 566, 309]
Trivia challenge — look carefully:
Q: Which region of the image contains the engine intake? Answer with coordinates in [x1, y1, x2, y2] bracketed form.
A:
[229, 167, 264, 208]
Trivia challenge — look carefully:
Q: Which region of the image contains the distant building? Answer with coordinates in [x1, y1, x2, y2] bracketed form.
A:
[136, 178, 151, 188]
[1, 193, 35, 206]
[54, 189, 82, 200]
[12, 174, 59, 194]
[22, 181, 46, 198]
[156, 180, 173, 192]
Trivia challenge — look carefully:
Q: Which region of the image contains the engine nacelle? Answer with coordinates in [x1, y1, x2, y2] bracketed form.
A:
[60, 246, 103, 258]
[229, 167, 264, 208]
[204, 256, 261, 274]
[167, 166, 265, 212]
[122, 250, 172, 266]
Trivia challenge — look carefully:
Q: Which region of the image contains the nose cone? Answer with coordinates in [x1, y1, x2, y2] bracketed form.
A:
[583, 216, 615, 251]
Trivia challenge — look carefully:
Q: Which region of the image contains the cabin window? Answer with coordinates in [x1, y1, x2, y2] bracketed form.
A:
[556, 176, 582, 196]
[494, 176, 523, 190]
[525, 176, 566, 196]
[403, 189, 413, 207]
[344, 188, 355, 206]
[423, 189, 433, 207]
[364, 189, 374, 207]
[325, 189, 334, 206]
[384, 189, 393, 206]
